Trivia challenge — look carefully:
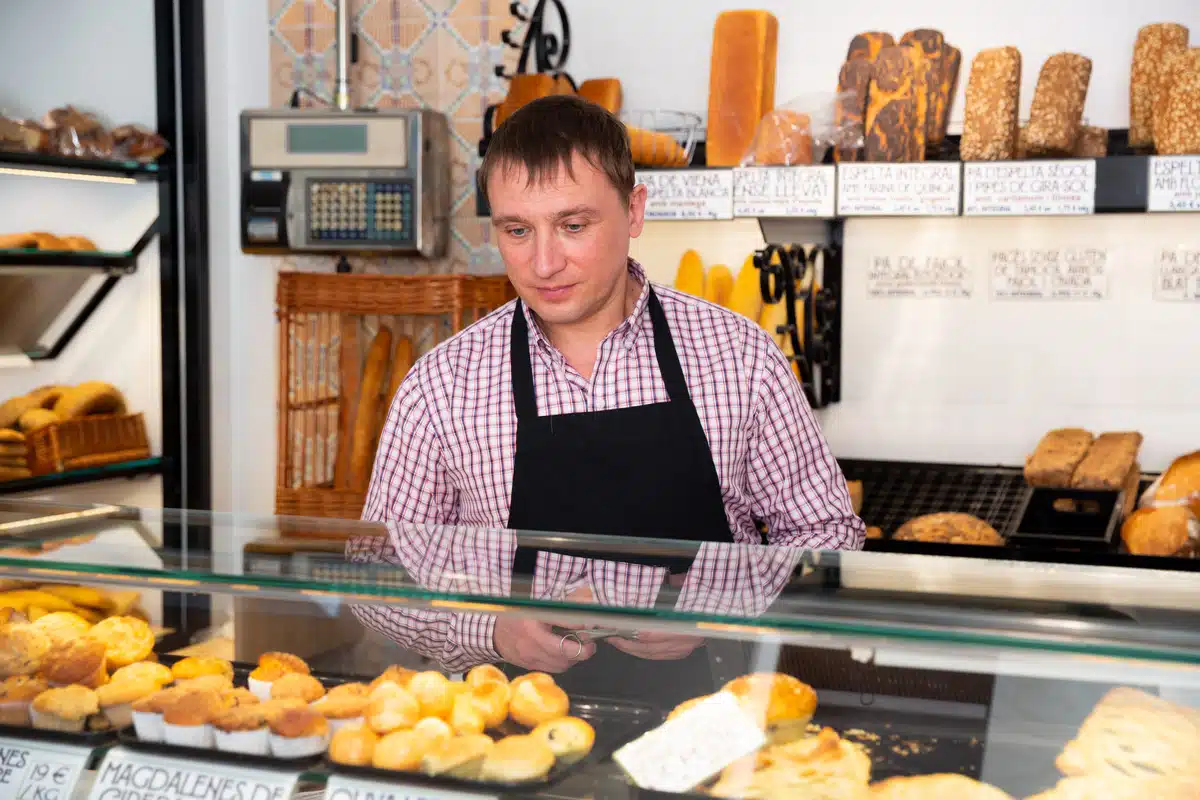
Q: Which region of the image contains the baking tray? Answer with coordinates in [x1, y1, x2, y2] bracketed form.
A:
[325, 695, 659, 796]
[0, 719, 117, 748]
[1007, 487, 1122, 551]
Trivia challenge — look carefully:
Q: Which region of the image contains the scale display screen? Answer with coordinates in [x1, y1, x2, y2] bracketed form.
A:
[286, 123, 369, 155]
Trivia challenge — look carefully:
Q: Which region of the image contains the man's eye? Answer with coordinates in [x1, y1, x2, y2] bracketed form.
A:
[506, 227, 529, 238]
[564, 223, 585, 233]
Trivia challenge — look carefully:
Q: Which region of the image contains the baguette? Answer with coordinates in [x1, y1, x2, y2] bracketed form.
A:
[1070, 432, 1142, 490]
[333, 317, 360, 488]
[1130, 23, 1190, 148]
[348, 327, 393, 491]
[1024, 428, 1093, 488]
[626, 125, 688, 167]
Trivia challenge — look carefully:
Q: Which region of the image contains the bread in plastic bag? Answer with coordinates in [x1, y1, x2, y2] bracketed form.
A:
[42, 106, 114, 159]
[0, 114, 47, 153]
[112, 124, 168, 163]
[741, 92, 858, 167]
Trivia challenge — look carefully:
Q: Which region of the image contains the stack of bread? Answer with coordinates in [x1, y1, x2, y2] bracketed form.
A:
[0, 382, 129, 480]
[0, 430, 30, 482]
[1122, 450, 1200, 558]
[1024, 429, 1143, 494]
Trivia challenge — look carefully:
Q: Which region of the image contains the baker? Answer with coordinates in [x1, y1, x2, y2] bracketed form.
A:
[358, 94, 864, 698]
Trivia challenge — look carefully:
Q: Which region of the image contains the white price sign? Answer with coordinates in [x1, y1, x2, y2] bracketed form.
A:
[732, 166, 836, 218]
[866, 254, 973, 299]
[963, 160, 1096, 215]
[325, 775, 498, 800]
[836, 162, 961, 216]
[989, 248, 1109, 301]
[0, 737, 89, 800]
[87, 747, 297, 800]
[1154, 248, 1200, 301]
[1148, 156, 1200, 212]
[637, 169, 733, 220]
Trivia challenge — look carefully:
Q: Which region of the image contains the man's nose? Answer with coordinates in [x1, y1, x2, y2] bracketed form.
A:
[531, 230, 566, 278]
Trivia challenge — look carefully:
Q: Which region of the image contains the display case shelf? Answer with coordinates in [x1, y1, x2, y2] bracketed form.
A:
[0, 148, 163, 183]
[0, 456, 163, 495]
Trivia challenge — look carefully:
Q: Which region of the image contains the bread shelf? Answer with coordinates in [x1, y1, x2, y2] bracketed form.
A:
[0, 148, 163, 183]
[0, 456, 163, 495]
[0, 218, 159, 276]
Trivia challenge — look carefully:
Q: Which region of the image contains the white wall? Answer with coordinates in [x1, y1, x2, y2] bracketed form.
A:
[0, 0, 163, 505]
[567, 0, 1200, 131]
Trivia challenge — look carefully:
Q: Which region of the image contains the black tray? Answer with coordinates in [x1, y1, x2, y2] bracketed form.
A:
[326, 695, 658, 796]
[1008, 487, 1123, 552]
[0, 720, 116, 749]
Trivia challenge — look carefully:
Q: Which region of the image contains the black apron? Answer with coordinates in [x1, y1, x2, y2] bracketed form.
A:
[503, 288, 742, 710]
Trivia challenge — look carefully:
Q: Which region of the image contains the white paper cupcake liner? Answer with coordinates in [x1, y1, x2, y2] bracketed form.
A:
[248, 676, 273, 701]
[163, 722, 214, 749]
[0, 700, 32, 727]
[215, 727, 269, 755]
[132, 711, 165, 743]
[103, 703, 135, 730]
[29, 708, 85, 733]
[269, 731, 328, 759]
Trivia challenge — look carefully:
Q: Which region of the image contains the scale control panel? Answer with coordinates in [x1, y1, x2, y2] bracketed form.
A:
[307, 180, 415, 244]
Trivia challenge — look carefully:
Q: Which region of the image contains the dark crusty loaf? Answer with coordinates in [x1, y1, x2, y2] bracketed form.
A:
[900, 29, 946, 151]
[865, 46, 919, 162]
[1025, 52, 1093, 157]
[1024, 428, 1093, 488]
[1130, 23, 1190, 148]
[847, 32, 895, 63]
[1070, 431, 1143, 489]
[893, 513, 1004, 546]
[835, 58, 874, 162]
[1072, 125, 1108, 158]
[960, 47, 1022, 160]
[1157, 49, 1200, 155]
[903, 43, 931, 161]
[932, 45, 962, 145]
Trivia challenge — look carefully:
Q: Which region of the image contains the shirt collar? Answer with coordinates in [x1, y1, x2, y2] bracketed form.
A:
[521, 258, 651, 357]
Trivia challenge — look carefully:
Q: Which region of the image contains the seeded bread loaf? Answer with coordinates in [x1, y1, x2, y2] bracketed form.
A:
[1152, 47, 1197, 150]
[1130, 23, 1190, 148]
[865, 46, 918, 162]
[960, 47, 1022, 161]
[1157, 49, 1200, 155]
[1025, 53, 1093, 157]
[1025, 428, 1093, 488]
[1073, 125, 1108, 158]
[1070, 432, 1143, 490]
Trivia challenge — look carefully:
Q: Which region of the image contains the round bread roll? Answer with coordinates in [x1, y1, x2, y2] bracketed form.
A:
[451, 692, 487, 736]
[479, 734, 556, 784]
[111, 661, 173, 687]
[465, 664, 508, 688]
[30, 611, 90, 647]
[408, 671, 455, 719]
[370, 665, 416, 690]
[372, 729, 431, 771]
[0, 395, 42, 431]
[509, 673, 569, 728]
[329, 723, 377, 766]
[24, 386, 66, 411]
[366, 688, 420, 734]
[29, 232, 66, 251]
[411, 716, 453, 746]
[893, 513, 1003, 546]
[1122, 506, 1199, 557]
[257, 651, 310, 675]
[722, 673, 818, 744]
[421, 733, 495, 779]
[86, 615, 154, 668]
[0, 233, 37, 250]
[531, 716, 595, 765]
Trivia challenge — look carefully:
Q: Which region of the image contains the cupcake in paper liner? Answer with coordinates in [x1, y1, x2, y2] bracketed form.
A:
[0, 676, 49, 727]
[160, 689, 228, 749]
[213, 705, 270, 755]
[96, 678, 158, 729]
[130, 687, 186, 743]
[248, 652, 311, 701]
[313, 688, 369, 735]
[30, 685, 98, 733]
[268, 707, 329, 759]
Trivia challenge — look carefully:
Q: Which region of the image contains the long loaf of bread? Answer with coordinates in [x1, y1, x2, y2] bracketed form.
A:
[865, 47, 918, 162]
[933, 45, 962, 145]
[960, 47, 1022, 161]
[1130, 23, 1190, 149]
[706, 10, 778, 167]
[903, 43, 932, 161]
[1025, 53, 1093, 157]
[900, 29, 946, 153]
[348, 326, 393, 491]
[1153, 47, 1198, 150]
[1157, 49, 1200, 155]
[333, 316, 360, 488]
[1073, 125, 1108, 158]
[835, 58, 874, 162]
[847, 32, 895, 63]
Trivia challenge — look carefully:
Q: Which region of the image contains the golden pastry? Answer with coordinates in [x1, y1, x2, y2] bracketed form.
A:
[270, 672, 325, 703]
[0, 675, 49, 725]
[110, 661, 173, 687]
[869, 773, 1013, 798]
[0, 624, 51, 678]
[407, 671, 456, 720]
[96, 677, 158, 728]
[221, 687, 261, 707]
[313, 693, 368, 722]
[325, 682, 370, 701]
[372, 729, 431, 771]
[479, 734, 556, 784]
[893, 513, 1004, 546]
[30, 685, 99, 732]
[1121, 506, 1198, 557]
[421, 733, 495, 779]
[509, 672, 569, 728]
[329, 723, 377, 766]
[175, 674, 234, 692]
[268, 706, 328, 738]
[465, 664, 508, 688]
[411, 716, 453, 746]
[722, 673, 818, 744]
[366, 687, 421, 734]
[370, 665, 416, 690]
[212, 704, 267, 734]
[30, 611, 90, 648]
[531, 716, 595, 764]
[42, 639, 108, 688]
[85, 615, 154, 667]
[451, 692, 487, 736]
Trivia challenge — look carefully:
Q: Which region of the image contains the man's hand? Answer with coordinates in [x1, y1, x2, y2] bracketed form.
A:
[493, 616, 596, 673]
[607, 631, 704, 661]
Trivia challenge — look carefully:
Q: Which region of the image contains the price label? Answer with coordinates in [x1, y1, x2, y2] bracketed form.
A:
[1148, 156, 1200, 212]
[614, 692, 766, 793]
[87, 747, 297, 800]
[989, 248, 1109, 301]
[963, 160, 1096, 216]
[836, 162, 961, 216]
[1154, 248, 1200, 301]
[866, 254, 973, 299]
[732, 166, 836, 218]
[325, 775, 498, 800]
[0, 737, 89, 800]
[637, 169, 733, 220]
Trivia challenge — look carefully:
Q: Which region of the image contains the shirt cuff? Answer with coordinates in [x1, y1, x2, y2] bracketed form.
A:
[453, 612, 501, 668]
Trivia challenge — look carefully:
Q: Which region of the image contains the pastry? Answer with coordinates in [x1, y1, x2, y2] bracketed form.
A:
[408, 671, 457, 720]
[222, 687, 260, 707]
[312, 692, 369, 732]
[847, 32, 895, 63]
[366, 686, 421, 733]
[175, 674, 234, 692]
[893, 513, 1004, 546]
[576, 78, 623, 114]
[348, 328, 392, 491]
[85, 615, 154, 668]
[0, 590, 75, 613]
[721, 673, 818, 744]
[412, 716, 453, 745]
[1121, 506, 1198, 557]
[1070, 432, 1143, 489]
[864, 46, 919, 162]
[258, 651, 310, 675]
[960, 47, 1022, 161]
[43, 639, 108, 688]
[213, 704, 269, 755]
[17, 409, 57, 434]
[0, 397, 40, 430]
[329, 723, 377, 766]
[1025, 53, 1093, 157]
[325, 682, 369, 701]
[450, 692, 487, 736]
[462, 680, 510, 729]
[372, 729, 433, 771]
[421, 733, 495, 779]
[866, 526, 883, 539]
[131, 687, 185, 742]
[96, 677, 157, 728]
[1151, 451, 1200, 515]
[1026, 428, 1094, 487]
[1129, 23, 1190, 148]
[1056, 688, 1200, 781]
[846, 480, 863, 514]
[270, 672, 325, 703]
[509, 672, 569, 728]
[260, 696, 308, 724]
[162, 689, 226, 748]
[479, 734, 556, 784]
[0, 233, 38, 250]
[531, 716, 595, 764]
[0, 675, 49, 725]
[170, 656, 233, 683]
[51, 381, 127, 420]
[1028, 775, 1200, 800]
[835, 58, 873, 162]
[0, 624, 51, 677]
[870, 773, 1012, 798]
[30, 685, 98, 732]
[370, 665, 417, 690]
[710, 727, 871, 799]
[111, 661, 172, 687]
[268, 706, 329, 758]
[30, 611, 91, 647]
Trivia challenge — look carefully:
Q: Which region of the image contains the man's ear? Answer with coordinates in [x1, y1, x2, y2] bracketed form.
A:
[628, 183, 648, 238]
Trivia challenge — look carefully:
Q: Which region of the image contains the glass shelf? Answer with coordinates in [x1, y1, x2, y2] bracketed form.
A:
[0, 457, 162, 495]
[0, 247, 139, 272]
[0, 148, 162, 183]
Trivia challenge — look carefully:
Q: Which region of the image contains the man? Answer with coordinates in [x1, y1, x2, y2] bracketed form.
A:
[359, 94, 863, 678]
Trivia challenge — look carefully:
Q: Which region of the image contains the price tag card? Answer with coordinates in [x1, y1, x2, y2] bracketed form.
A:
[836, 162, 961, 216]
[87, 747, 298, 800]
[989, 248, 1109, 301]
[637, 169, 734, 220]
[326, 775, 498, 800]
[963, 160, 1096, 216]
[0, 736, 90, 800]
[1148, 156, 1200, 212]
[613, 691, 766, 794]
[866, 254, 973, 299]
[1154, 248, 1200, 301]
[732, 166, 836, 218]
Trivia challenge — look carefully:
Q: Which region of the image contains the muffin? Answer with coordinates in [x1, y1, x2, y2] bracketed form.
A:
[162, 689, 226, 748]
[269, 673, 325, 704]
[260, 697, 308, 724]
[268, 707, 329, 759]
[0, 624, 51, 678]
[329, 723, 378, 766]
[212, 704, 269, 755]
[258, 652, 310, 675]
[479, 734, 556, 784]
[325, 682, 370, 701]
[170, 656, 233, 683]
[85, 616, 155, 668]
[174, 674, 234, 692]
[111, 661, 173, 687]
[96, 677, 158, 728]
[312, 692, 369, 733]
[0, 675, 49, 726]
[42, 639, 109, 688]
[222, 687, 260, 707]
[248, 651, 309, 700]
[30, 611, 91, 647]
[131, 687, 185, 742]
[30, 685, 99, 732]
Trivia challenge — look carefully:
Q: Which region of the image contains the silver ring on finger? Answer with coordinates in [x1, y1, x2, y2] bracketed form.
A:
[559, 633, 584, 660]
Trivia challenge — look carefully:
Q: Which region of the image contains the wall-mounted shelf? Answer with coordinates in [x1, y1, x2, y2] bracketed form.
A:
[0, 457, 163, 496]
[0, 149, 163, 184]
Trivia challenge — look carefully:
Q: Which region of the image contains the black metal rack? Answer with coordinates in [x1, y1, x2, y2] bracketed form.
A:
[0, 148, 164, 182]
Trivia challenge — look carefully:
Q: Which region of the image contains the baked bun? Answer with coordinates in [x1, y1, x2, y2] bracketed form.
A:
[52, 381, 127, 420]
[326, 682, 370, 701]
[421, 733, 495, 779]
[370, 665, 416, 690]
[893, 513, 1004, 546]
[412, 716, 453, 746]
[42, 639, 108, 688]
[175, 674, 234, 692]
[269, 673, 325, 703]
[17, 409, 58, 434]
[366, 687, 420, 734]
[1122, 506, 1198, 556]
[509, 672, 568, 728]
[722, 673, 818, 744]
[111, 661, 173, 687]
[531, 716, 595, 764]
[407, 671, 456, 720]
[869, 774, 1013, 799]
[170, 656, 233, 682]
[451, 692, 487, 736]
[222, 688, 261, 707]
[1028, 775, 1200, 800]
[465, 664, 508, 688]
[372, 729, 431, 771]
[0, 623, 50, 677]
[85, 615, 155, 668]
[257, 651, 310, 675]
[30, 611, 90, 647]
[329, 723, 377, 766]
[479, 734, 556, 784]
[1152, 451, 1200, 515]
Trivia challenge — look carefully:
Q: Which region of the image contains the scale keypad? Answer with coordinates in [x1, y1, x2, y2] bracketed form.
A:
[308, 180, 414, 243]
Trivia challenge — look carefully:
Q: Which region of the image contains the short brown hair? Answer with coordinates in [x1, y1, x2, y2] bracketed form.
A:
[478, 94, 635, 208]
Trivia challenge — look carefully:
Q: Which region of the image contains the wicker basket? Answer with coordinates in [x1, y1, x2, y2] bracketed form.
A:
[275, 272, 516, 523]
[27, 413, 151, 475]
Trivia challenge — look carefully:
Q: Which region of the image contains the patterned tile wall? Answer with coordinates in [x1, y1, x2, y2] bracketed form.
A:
[268, 0, 520, 275]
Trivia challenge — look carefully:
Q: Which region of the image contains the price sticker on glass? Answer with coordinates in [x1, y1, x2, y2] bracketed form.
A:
[0, 737, 90, 800]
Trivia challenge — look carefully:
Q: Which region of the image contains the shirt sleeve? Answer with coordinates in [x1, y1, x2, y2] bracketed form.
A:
[745, 337, 866, 550]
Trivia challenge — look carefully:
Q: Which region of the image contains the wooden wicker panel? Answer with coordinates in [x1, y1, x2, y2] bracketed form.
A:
[27, 413, 151, 475]
[275, 273, 515, 524]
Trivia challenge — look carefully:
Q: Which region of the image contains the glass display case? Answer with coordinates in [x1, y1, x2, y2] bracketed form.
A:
[0, 500, 1196, 799]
